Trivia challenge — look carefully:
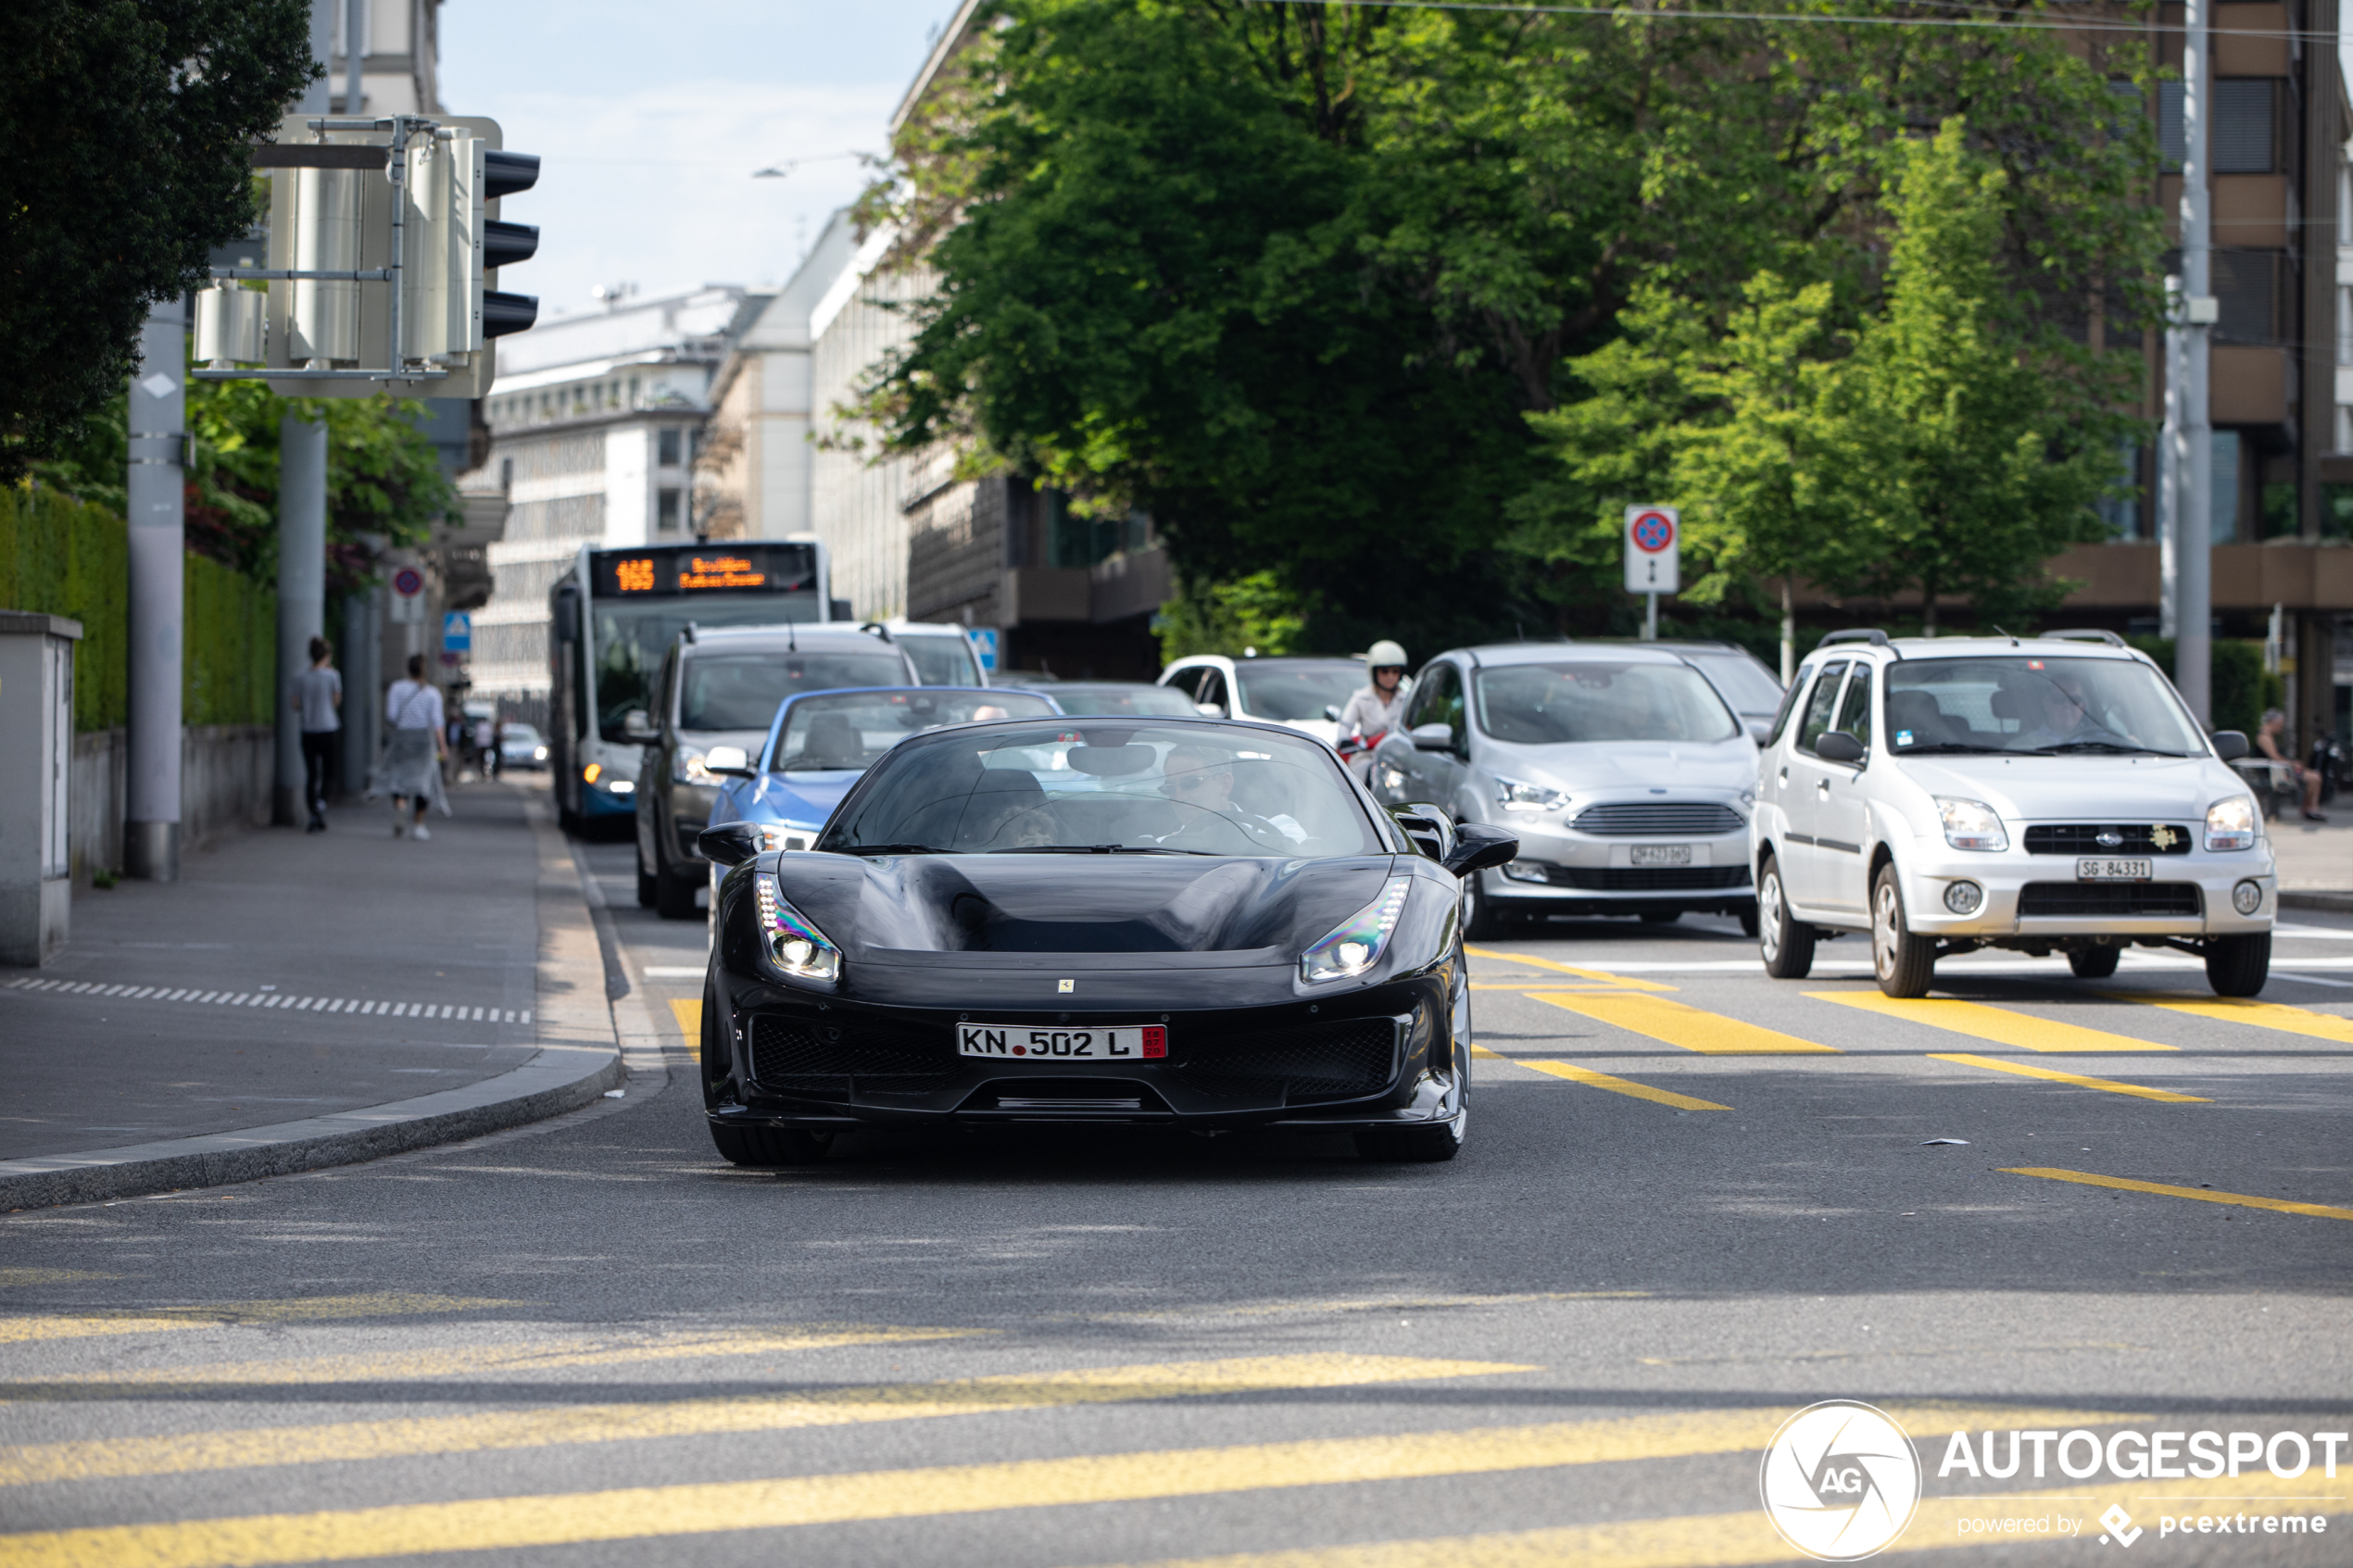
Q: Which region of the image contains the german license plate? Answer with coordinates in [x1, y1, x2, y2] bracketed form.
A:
[1630, 844, 1694, 867]
[958, 1022, 1167, 1060]
[2076, 858, 2152, 882]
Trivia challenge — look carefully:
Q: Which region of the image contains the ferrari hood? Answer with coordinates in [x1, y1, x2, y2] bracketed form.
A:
[776, 853, 1402, 959]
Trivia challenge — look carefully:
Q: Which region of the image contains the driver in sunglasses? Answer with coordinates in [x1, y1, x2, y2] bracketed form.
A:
[1157, 745, 1304, 849]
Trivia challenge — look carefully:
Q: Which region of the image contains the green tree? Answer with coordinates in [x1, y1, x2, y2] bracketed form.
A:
[0, 0, 316, 479]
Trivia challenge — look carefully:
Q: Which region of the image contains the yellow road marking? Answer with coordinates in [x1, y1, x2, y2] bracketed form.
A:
[0, 1273, 118, 1289]
[1517, 1060, 1730, 1111]
[0, 1405, 2141, 1568]
[2132, 994, 2353, 1045]
[2005, 1167, 2353, 1222]
[0, 1295, 518, 1347]
[1811, 992, 2176, 1052]
[1929, 1054, 2209, 1103]
[668, 997, 701, 1057]
[1083, 1471, 2346, 1568]
[0, 1325, 984, 1404]
[1529, 993, 1836, 1055]
[0, 1355, 1530, 1488]
[1462, 947, 1676, 992]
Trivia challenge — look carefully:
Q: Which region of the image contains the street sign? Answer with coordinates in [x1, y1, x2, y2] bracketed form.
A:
[393, 567, 424, 597]
[442, 611, 472, 652]
[970, 627, 1000, 673]
[1624, 506, 1680, 595]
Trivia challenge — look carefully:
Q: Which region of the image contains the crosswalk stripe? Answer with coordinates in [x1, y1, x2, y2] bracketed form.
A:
[0, 1354, 1529, 1487]
[1811, 992, 2177, 1052]
[1462, 947, 1677, 992]
[1474, 1047, 1730, 1110]
[1928, 1053, 2209, 1103]
[1, 1325, 988, 1403]
[1529, 993, 1837, 1054]
[0, 1295, 517, 1347]
[2131, 994, 2353, 1045]
[6, 985, 525, 1024]
[0, 1404, 2138, 1568]
[2005, 1166, 2353, 1221]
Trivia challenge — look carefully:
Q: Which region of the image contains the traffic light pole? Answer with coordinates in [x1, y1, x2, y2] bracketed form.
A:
[124, 299, 186, 881]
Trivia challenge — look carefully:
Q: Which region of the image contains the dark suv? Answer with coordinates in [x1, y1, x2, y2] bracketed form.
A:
[631, 624, 915, 918]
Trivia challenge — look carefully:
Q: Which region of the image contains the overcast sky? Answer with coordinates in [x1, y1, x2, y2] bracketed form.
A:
[438, 0, 955, 319]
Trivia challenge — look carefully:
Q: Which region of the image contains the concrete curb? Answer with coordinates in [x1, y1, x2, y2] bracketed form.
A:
[2280, 891, 2353, 914]
[0, 791, 623, 1211]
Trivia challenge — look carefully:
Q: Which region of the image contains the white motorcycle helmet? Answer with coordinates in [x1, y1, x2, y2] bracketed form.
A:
[1366, 639, 1408, 673]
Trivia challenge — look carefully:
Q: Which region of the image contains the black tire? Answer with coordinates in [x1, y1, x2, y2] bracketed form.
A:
[2067, 944, 2121, 979]
[1757, 855, 1814, 979]
[2205, 933, 2271, 997]
[699, 977, 731, 1109]
[1870, 863, 1935, 999]
[709, 1123, 832, 1166]
[1355, 1115, 1465, 1163]
[635, 850, 659, 909]
[1462, 870, 1512, 940]
[1640, 909, 1680, 925]
[654, 860, 699, 921]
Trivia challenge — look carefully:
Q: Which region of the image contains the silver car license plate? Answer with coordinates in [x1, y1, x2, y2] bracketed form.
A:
[2076, 858, 2152, 882]
[958, 1022, 1167, 1060]
[1630, 845, 1693, 867]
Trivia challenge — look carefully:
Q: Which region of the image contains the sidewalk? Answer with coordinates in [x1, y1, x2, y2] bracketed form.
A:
[0, 777, 622, 1209]
[2268, 812, 2353, 908]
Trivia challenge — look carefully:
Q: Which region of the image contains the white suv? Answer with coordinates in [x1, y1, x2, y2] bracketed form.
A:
[1751, 630, 2275, 997]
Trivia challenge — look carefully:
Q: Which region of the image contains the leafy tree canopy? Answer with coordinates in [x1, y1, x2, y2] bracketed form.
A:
[0, 0, 315, 480]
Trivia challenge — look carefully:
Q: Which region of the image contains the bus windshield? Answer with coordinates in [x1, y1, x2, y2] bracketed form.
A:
[591, 596, 820, 742]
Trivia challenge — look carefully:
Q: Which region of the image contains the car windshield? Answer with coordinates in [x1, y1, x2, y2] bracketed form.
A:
[1682, 651, 1784, 716]
[1886, 658, 2205, 756]
[1044, 684, 1202, 718]
[1235, 663, 1365, 721]
[821, 723, 1387, 857]
[588, 597, 824, 743]
[772, 690, 1057, 772]
[502, 724, 541, 744]
[1474, 661, 1742, 745]
[678, 650, 912, 731]
[898, 633, 980, 686]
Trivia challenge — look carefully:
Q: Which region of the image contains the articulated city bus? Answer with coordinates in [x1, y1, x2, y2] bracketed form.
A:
[548, 541, 842, 830]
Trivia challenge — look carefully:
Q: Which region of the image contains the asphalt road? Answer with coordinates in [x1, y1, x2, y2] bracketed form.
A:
[2, 820, 2348, 1567]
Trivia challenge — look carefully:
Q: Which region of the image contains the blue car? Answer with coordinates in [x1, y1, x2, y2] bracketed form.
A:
[706, 686, 1063, 859]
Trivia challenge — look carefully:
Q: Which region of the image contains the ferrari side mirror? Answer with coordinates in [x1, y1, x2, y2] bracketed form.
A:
[698, 821, 764, 867]
[1442, 822, 1518, 879]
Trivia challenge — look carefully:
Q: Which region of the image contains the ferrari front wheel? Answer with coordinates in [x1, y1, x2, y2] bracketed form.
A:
[1355, 1110, 1466, 1163]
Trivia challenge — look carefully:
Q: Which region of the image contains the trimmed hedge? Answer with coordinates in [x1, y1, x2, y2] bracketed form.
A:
[0, 483, 273, 730]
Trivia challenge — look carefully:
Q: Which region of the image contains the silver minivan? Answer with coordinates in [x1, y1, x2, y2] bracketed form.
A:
[1367, 642, 1759, 936]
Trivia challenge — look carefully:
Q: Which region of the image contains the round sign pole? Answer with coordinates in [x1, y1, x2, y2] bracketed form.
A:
[1645, 590, 1658, 643]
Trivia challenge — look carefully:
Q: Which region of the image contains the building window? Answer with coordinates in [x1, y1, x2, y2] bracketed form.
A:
[2213, 250, 2279, 344]
[658, 427, 682, 467]
[2213, 80, 2273, 174]
[499, 458, 513, 493]
[657, 488, 682, 533]
[2099, 443, 2142, 540]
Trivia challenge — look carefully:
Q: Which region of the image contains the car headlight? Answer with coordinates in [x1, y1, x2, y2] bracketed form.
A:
[2207, 796, 2258, 852]
[675, 746, 712, 784]
[755, 872, 841, 982]
[534, 746, 547, 759]
[1494, 776, 1567, 812]
[1301, 876, 1412, 985]
[1935, 797, 2008, 852]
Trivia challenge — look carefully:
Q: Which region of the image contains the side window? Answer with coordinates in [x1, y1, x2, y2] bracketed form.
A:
[1164, 666, 1204, 701]
[1794, 661, 1850, 756]
[1436, 667, 1466, 739]
[1834, 663, 1873, 750]
[1196, 670, 1227, 713]
[1406, 663, 1455, 730]
[1765, 665, 1811, 747]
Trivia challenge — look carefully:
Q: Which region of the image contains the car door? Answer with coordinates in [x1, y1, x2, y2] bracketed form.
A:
[1812, 660, 1874, 914]
[1776, 660, 1849, 909]
[1387, 661, 1464, 807]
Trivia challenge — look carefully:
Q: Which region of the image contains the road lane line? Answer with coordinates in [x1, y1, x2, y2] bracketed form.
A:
[1810, 992, 2177, 1052]
[2127, 994, 2353, 1044]
[2004, 1167, 2353, 1221]
[668, 997, 701, 1053]
[0, 1295, 519, 1347]
[1461, 947, 1677, 992]
[0, 1405, 2137, 1568]
[1518, 1060, 1731, 1111]
[0, 1326, 988, 1403]
[1928, 1054, 2209, 1103]
[0, 1355, 1531, 1487]
[1529, 993, 1838, 1054]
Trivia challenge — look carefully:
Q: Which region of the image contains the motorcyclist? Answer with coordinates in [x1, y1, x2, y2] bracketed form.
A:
[1337, 641, 1411, 781]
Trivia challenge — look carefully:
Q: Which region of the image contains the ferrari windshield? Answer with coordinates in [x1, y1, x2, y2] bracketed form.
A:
[1886, 658, 2205, 755]
[820, 723, 1387, 857]
[1475, 661, 1741, 745]
[769, 689, 1057, 772]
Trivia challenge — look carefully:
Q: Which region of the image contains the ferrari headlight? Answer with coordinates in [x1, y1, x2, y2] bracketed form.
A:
[755, 872, 841, 982]
[2206, 796, 2258, 852]
[1934, 797, 2007, 852]
[1301, 876, 1412, 985]
[675, 746, 713, 784]
[1494, 775, 1567, 812]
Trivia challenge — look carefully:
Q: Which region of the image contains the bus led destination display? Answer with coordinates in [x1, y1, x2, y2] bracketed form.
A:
[591, 543, 816, 597]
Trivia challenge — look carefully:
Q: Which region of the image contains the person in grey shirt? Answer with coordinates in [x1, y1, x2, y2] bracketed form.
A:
[292, 636, 342, 833]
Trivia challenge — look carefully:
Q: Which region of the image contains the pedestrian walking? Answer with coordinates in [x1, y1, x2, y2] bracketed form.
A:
[367, 654, 451, 839]
[292, 636, 343, 833]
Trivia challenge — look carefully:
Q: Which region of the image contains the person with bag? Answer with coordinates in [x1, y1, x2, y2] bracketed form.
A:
[369, 654, 452, 839]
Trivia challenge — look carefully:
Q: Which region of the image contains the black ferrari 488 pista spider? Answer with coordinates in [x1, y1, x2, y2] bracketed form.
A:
[695, 716, 1516, 1163]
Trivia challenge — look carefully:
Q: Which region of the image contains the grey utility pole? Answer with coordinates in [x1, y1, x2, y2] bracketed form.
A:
[275, 414, 329, 826]
[2166, 0, 2217, 724]
[124, 300, 186, 881]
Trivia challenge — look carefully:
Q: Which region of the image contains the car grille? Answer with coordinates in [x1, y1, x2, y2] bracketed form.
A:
[749, 1014, 956, 1096]
[1570, 802, 1745, 836]
[1530, 865, 1752, 891]
[2022, 824, 2195, 856]
[1169, 1017, 1399, 1104]
[2018, 883, 2202, 918]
